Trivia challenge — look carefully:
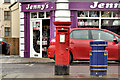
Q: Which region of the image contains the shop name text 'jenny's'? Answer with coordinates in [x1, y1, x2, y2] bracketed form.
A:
[26, 3, 49, 10]
[90, 2, 120, 9]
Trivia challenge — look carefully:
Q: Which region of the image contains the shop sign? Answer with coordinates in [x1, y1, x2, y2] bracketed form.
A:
[26, 3, 49, 10]
[90, 2, 120, 9]
[21, 2, 56, 12]
[69, 2, 120, 11]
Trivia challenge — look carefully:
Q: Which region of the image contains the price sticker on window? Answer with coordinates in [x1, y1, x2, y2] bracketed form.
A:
[60, 34, 65, 42]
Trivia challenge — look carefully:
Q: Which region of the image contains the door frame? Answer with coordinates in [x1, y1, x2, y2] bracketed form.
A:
[30, 19, 42, 58]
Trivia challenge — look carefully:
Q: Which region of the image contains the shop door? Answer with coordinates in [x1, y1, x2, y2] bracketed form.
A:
[30, 20, 42, 57]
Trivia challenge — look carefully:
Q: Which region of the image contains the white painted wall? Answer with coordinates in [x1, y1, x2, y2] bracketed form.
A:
[55, 0, 70, 21]
[19, 3, 24, 57]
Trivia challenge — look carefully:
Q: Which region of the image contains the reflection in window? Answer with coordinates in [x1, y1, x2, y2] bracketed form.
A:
[31, 12, 37, 18]
[113, 11, 120, 17]
[70, 30, 89, 39]
[4, 0, 10, 3]
[39, 12, 44, 18]
[33, 22, 40, 53]
[78, 11, 88, 17]
[5, 27, 11, 37]
[46, 12, 50, 18]
[4, 11, 11, 20]
[89, 11, 99, 17]
[101, 11, 111, 17]
[91, 30, 114, 41]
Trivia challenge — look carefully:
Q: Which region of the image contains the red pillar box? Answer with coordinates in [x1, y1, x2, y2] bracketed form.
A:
[53, 21, 72, 75]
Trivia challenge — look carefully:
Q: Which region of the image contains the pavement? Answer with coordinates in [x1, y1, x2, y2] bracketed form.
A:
[0, 55, 120, 79]
[0, 56, 54, 64]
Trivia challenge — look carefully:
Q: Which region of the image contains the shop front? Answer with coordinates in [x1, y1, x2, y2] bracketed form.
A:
[20, 2, 56, 58]
[19, 1, 120, 58]
[70, 1, 120, 35]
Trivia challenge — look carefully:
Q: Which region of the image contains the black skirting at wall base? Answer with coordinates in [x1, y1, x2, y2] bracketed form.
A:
[55, 65, 69, 75]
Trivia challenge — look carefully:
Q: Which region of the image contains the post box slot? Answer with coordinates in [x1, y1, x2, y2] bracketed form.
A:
[58, 30, 68, 32]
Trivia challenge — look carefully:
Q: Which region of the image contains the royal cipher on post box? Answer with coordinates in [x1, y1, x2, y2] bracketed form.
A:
[53, 21, 72, 75]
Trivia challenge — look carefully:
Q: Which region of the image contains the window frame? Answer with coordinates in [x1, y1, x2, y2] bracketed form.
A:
[4, 11, 11, 20]
[5, 27, 11, 37]
[4, 0, 10, 3]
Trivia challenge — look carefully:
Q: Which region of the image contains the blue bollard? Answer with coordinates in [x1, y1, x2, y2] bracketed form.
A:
[90, 40, 108, 76]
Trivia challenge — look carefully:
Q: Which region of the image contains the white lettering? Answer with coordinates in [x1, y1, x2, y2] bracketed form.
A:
[106, 3, 113, 8]
[38, 5, 41, 9]
[90, 2, 120, 9]
[26, 4, 30, 10]
[30, 5, 33, 9]
[25, 3, 49, 10]
[98, 3, 105, 8]
[41, 4, 45, 10]
[118, 4, 120, 8]
[33, 5, 37, 9]
[114, 3, 118, 8]
[90, 2, 98, 8]
[46, 4, 49, 9]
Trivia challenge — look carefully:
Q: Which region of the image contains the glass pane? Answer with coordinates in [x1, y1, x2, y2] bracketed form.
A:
[33, 22, 40, 53]
[8, 12, 11, 15]
[8, 16, 10, 19]
[78, 19, 99, 27]
[46, 12, 50, 18]
[78, 11, 88, 17]
[101, 11, 112, 17]
[71, 30, 89, 39]
[31, 12, 37, 18]
[102, 19, 120, 26]
[38, 12, 44, 18]
[4, 12, 7, 15]
[4, 0, 10, 3]
[4, 16, 7, 20]
[91, 30, 114, 41]
[89, 11, 99, 17]
[113, 11, 120, 17]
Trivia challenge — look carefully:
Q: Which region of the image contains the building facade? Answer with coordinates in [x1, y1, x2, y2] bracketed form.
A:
[19, 0, 120, 58]
[0, 0, 19, 55]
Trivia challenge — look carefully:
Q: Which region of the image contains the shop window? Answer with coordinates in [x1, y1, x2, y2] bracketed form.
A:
[77, 11, 120, 35]
[89, 11, 99, 17]
[46, 12, 50, 18]
[31, 12, 37, 18]
[113, 11, 120, 17]
[38, 12, 44, 18]
[4, 11, 11, 20]
[78, 11, 88, 17]
[5, 27, 11, 37]
[102, 19, 120, 26]
[101, 11, 112, 17]
[78, 19, 99, 27]
[4, 0, 10, 3]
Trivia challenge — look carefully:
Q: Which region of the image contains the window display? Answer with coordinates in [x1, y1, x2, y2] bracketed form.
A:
[78, 19, 99, 27]
[39, 12, 44, 18]
[89, 11, 99, 17]
[77, 11, 120, 35]
[113, 11, 120, 17]
[101, 11, 111, 17]
[33, 21, 40, 53]
[42, 19, 50, 57]
[46, 12, 50, 18]
[31, 12, 37, 18]
[78, 11, 88, 17]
